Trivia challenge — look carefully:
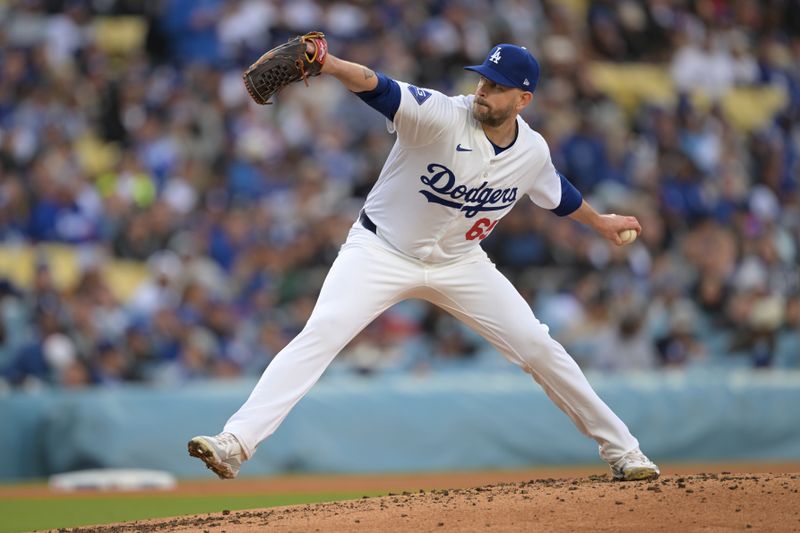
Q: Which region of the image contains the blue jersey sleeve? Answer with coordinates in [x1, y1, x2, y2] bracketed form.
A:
[550, 172, 583, 216]
[355, 73, 401, 121]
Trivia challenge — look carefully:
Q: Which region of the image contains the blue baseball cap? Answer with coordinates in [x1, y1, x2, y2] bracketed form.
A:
[464, 44, 540, 92]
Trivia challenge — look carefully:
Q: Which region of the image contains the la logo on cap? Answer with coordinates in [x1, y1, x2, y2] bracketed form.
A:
[489, 47, 502, 64]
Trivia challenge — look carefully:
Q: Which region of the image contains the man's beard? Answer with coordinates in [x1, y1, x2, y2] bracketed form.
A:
[472, 99, 515, 127]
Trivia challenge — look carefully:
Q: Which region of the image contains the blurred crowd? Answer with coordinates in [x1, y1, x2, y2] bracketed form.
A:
[0, 0, 798, 389]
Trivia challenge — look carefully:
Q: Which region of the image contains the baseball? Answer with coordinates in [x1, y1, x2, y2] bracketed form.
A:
[618, 229, 637, 244]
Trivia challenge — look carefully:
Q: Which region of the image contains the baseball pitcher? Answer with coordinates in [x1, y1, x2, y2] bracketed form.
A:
[189, 33, 659, 482]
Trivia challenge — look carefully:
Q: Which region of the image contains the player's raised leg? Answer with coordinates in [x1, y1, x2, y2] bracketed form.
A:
[189, 227, 420, 478]
[425, 250, 659, 480]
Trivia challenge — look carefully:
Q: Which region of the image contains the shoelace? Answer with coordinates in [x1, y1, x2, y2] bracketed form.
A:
[622, 450, 650, 464]
[215, 433, 241, 451]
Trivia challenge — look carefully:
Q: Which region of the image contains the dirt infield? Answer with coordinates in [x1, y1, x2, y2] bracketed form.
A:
[54, 465, 799, 532]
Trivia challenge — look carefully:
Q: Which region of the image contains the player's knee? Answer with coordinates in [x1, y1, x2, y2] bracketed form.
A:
[303, 312, 355, 343]
[516, 326, 551, 350]
[509, 329, 554, 365]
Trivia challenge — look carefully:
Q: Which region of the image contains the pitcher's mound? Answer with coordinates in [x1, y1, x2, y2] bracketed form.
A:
[64, 472, 800, 532]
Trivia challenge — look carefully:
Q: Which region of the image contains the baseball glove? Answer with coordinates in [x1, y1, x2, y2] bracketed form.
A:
[242, 31, 328, 105]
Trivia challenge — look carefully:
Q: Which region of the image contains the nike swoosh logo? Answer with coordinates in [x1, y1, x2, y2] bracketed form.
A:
[456, 144, 472, 152]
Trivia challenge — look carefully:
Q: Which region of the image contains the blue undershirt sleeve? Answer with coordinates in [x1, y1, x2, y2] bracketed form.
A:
[355, 73, 401, 122]
[550, 172, 583, 216]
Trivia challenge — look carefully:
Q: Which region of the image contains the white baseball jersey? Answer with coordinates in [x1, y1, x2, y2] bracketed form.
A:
[362, 82, 565, 263]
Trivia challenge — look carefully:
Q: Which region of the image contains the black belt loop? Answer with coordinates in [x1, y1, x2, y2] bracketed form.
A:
[359, 210, 377, 234]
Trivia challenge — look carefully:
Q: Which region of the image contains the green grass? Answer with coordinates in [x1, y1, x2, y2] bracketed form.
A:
[0, 491, 382, 532]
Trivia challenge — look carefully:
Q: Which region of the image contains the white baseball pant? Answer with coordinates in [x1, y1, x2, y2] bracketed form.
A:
[224, 224, 639, 463]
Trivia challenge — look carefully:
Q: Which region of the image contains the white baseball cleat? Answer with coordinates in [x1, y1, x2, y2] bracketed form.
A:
[188, 433, 245, 480]
[609, 449, 660, 481]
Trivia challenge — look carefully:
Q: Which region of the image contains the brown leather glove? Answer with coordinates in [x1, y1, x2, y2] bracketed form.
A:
[242, 31, 328, 105]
